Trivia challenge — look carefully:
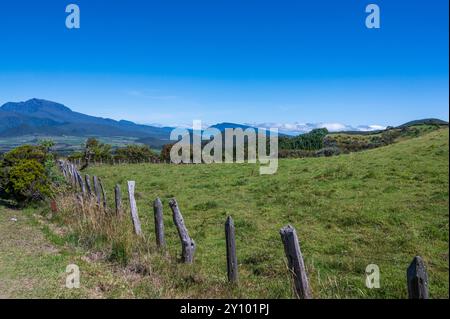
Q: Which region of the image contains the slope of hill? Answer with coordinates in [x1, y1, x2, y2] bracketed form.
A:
[47, 128, 447, 299]
[330, 118, 448, 136]
[398, 118, 449, 128]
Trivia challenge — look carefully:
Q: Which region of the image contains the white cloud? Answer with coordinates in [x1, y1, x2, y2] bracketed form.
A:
[248, 122, 386, 135]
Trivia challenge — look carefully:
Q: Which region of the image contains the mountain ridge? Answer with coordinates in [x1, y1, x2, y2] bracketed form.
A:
[1, 99, 448, 147]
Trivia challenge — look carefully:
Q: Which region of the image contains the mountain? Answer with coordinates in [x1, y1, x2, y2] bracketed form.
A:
[0, 99, 279, 149]
[210, 122, 256, 131]
[397, 118, 449, 128]
[2, 99, 448, 150]
[0, 99, 174, 146]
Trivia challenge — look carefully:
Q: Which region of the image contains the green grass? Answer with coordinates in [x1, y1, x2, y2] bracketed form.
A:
[79, 128, 449, 298]
[0, 205, 141, 298]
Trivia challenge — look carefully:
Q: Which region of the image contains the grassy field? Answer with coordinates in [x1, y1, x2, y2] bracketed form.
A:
[74, 128, 449, 298]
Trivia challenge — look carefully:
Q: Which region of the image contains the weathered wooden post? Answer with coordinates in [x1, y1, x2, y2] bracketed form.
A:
[85, 174, 92, 195]
[280, 225, 312, 299]
[70, 164, 77, 187]
[66, 163, 73, 184]
[93, 176, 102, 206]
[114, 184, 122, 216]
[99, 178, 107, 209]
[153, 198, 166, 249]
[76, 171, 86, 195]
[61, 162, 68, 179]
[407, 256, 429, 299]
[127, 181, 142, 235]
[225, 216, 238, 284]
[169, 199, 195, 263]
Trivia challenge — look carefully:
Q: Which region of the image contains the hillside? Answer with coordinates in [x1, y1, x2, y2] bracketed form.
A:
[40, 128, 448, 298]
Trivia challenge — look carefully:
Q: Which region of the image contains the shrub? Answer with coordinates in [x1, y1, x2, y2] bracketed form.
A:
[1, 144, 47, 166]
[0, 144, 55, 203]
[114, 145, 159, 162]
[160, 143, 174, 162]
[2, 159, 51, 202]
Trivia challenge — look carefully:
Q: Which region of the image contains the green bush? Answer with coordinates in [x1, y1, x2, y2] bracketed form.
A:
[4, 159, 51, 202]
[114, 145, 158, 162]
[0, 144, 55, 203]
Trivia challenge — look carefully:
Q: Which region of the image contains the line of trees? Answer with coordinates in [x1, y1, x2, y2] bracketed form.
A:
[67, 138, 160, 164]
[279, 128, 329, 151]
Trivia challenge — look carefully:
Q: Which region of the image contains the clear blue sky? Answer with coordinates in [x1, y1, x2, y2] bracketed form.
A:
[0, 0, 448, 128]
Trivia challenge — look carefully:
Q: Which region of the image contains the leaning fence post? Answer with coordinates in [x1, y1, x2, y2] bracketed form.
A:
[76, 171, 86, 195]
[280, 225, 312, 299]
[169, 199, 195, 263]
[114, 184, 122, 216]
[99, 178, 107, 209]
[70, 164, 77, 187]
[127, 181, 142, 235]
[85, 174, 92, 195]
[407, 256, 429, 299]
[225, 216, 238, 284]
[93, 176, 102, 206]
[153, 198, 166, 249]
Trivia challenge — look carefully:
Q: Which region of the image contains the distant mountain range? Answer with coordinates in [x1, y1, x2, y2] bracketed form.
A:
[0, 99, 448, 148]
[0, 99, 265, 148]
[0, 99, 175, 147]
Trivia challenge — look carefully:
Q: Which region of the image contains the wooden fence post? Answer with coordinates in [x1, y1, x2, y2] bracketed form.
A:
[93, 176, 102, 206]
[280, 225, 312, 299]
[407, 256, 429, 299]
[99, 178, 107, 209]
[153, 198, 166, 249]
[85, 174, 92, 195]
[169, 198, 195, 263]
[225, 216, 238, 284]
[114, 184, 122, 216]
[76, 171, 86, 195]
[127, 181, 142, 235]
[70, 164, 77, 187]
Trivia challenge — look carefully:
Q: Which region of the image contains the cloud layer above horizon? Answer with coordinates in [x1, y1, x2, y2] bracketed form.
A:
[248, 122, 386, 135]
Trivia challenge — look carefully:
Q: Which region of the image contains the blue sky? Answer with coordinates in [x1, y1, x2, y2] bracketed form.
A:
[0, 0, 448, 130]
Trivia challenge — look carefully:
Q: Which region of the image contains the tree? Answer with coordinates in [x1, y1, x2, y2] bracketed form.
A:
[114, 145, 158, 162]
[80, 138, 112, 169]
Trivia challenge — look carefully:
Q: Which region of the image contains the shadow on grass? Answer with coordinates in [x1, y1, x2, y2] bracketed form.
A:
[0, 197, 18, 209]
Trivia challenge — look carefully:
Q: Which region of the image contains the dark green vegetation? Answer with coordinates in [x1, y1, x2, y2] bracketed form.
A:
[0, 142, 62, 203]
[69, 128, 447, 298]
[67, 138, 160, 164]
[279, 128, 329, 151]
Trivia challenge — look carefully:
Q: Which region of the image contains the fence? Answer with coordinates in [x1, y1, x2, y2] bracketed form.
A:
[57, 159, 430, 299]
